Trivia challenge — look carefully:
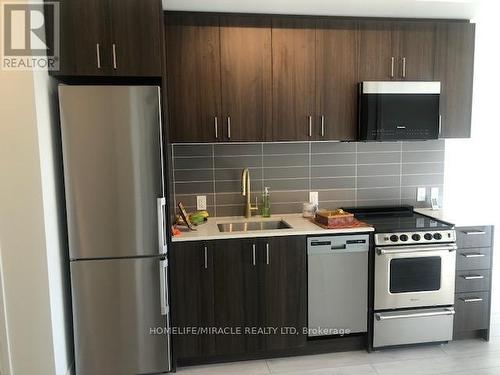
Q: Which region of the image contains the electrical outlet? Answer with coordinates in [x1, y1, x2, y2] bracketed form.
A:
[417, 187, 426, 202]
[196, 195, 207, 210]
[309, 191, 319, 206]
[430, 187, 440, 209]
[431, 187, 439, 201]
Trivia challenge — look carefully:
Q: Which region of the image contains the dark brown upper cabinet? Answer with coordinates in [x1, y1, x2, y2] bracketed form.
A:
[53, 0, 162, 77]
[271, 17, 316, 141]
[56, 0, 112, 76]
[166, 14, 271, 143]
[359, 20, 436, 81]
[434, 22, 475, 138]
[315, 19, 359, 141]
[220, 16, 272, 142]
[108, 0, 163, 76]
[396, 22, 436, 80]
[359, 20, 396, 81]
[165, 14, 222, 143]
[165, 14, 475, 141]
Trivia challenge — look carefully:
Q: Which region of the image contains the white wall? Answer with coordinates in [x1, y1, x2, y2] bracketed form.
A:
[444, 1, 500, 313]
[163, 0, 480, 19]
[0, 37, 72, 375]
[33, 70, 74, 375]
[0, 68, 57, 375]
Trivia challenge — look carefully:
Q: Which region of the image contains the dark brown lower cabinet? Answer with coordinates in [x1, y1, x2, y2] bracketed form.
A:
[170, 241, 216, 359]
[214, 239, 263, 355]
[261, 236, 307, 350]
[170, 236, 307, 362]
[453, 226, 494, 341]
[214, 236, 307, 355]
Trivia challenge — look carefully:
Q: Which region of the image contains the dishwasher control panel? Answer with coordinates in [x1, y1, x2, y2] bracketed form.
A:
[308, 234, 370, 254]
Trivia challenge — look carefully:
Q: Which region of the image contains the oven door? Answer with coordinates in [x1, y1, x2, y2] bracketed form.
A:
[374, 243, 457, 310]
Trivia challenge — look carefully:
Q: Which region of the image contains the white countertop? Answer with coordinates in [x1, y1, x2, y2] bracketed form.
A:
[415, 207, 497, 227]
[172, 213, 374, 242]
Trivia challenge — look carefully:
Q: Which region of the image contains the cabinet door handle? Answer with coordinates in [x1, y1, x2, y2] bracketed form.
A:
[461, 253, 486, 258]
[402, 57, 407, 79]
[439, 115, 442, 135]
[214, 116, 218, 139]
[390, 57, 395, 79]
[227, 116, 231, 139]
[462, 230, 486, 235]
[252, 244, 256, 266]
[460, 297, 484, 303]
[308, 116, 312, 137]
[266, 243, 270, 265]
[321, 115, 325, 137]
[204, 246, 208, 269]
[462, 275, 485, 280]
[112, 43, 117, 69]
[96, 43, 101, 69]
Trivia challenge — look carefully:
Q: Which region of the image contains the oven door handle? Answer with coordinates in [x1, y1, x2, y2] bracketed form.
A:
[376, 244, 457, 255]
[375, 308, 455, 321]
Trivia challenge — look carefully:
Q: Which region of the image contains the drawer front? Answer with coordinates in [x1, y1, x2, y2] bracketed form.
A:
[456, 248, 491, 271]
[456, 226, 493, 249]
[454, 292, 490, 333]
[455, 270, 490, 293]
[373, 307, 454, 348]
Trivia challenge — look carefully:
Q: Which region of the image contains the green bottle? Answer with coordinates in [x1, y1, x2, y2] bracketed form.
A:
[261, 187, 271, 217]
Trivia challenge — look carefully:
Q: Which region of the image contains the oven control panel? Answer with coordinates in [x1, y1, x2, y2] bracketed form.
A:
[375, 230, 456, 246]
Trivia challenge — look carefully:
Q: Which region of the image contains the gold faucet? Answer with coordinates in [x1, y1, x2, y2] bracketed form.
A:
[241, 168, 258, 218]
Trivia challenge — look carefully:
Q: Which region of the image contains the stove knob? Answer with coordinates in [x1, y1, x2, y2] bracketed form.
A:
[412, 233, 421, 241]
[390, 235, 399, 242]
[424, 233, 433, 240]
[433, 233, 442, 240]
[399, 234, 409, 242]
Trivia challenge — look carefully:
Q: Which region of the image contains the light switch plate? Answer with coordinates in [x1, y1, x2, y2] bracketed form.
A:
[196, 195, 207, 210]
[309, 191, 319, 206]
[417, 187, 426, 202]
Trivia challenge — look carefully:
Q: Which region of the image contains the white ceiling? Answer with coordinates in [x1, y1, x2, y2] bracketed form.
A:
[162, 0, 482, 20]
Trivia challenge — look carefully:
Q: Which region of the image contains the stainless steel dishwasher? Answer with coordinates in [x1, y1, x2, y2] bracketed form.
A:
[308, 234, 369, 337]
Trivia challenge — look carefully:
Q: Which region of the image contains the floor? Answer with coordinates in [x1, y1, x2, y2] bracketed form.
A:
[177, 315, 500, 375]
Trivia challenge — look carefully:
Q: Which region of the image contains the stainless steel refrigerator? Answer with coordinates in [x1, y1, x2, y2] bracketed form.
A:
[59, 85, 171, 374]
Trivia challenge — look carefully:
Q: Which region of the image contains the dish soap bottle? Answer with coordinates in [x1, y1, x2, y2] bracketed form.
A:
[261, 187, 271, 217]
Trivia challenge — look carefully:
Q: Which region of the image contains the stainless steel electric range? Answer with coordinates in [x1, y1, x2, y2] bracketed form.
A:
[346, 206, 457, 349]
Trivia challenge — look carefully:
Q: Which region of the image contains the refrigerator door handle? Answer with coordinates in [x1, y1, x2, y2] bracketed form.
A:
[159, 259, 169, 316]
[157, 197, 167, 255]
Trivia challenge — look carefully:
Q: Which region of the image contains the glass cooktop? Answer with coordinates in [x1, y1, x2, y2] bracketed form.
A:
[343, 205, 454, 233]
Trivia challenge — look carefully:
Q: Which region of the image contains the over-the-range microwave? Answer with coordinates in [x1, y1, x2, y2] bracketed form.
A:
[358, 81, 441, 141]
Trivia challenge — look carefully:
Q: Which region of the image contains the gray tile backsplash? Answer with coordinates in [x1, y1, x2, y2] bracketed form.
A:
[171, 141, 445, 217]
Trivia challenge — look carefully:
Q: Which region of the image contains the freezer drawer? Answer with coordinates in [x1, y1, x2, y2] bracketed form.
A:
[373, 307, 454, 348]
[71, 257, 170, 375]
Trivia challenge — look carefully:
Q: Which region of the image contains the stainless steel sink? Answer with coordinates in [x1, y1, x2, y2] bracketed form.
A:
[217, 220, 292, 233]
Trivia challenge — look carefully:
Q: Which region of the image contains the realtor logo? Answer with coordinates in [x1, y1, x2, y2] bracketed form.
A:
[1, 1, 59, 70]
